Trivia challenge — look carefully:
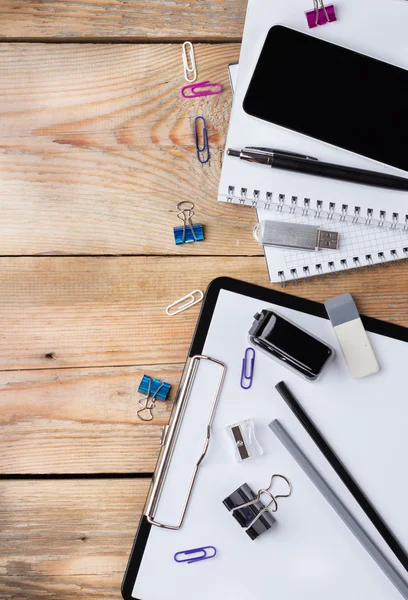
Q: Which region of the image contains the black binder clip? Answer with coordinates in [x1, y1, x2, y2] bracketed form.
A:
[223, 474, 291, 540]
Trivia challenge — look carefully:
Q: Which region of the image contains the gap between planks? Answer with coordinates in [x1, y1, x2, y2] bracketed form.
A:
[0, 37, 243, 44]
[0, 473, 153, 480]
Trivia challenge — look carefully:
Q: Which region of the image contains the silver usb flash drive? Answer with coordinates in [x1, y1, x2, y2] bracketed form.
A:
[254, 220, 339, 251]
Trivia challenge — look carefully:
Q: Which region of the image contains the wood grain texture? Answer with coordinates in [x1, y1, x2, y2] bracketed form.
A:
[0, 479, 149, 598]
[0, 256, 268, 370]
[0, 364, 180, 474]
[0, 1, 246, 41]
[0, 256, 407, 474]
[1, 5, 407, 600]
[0, 44, 236, 149]
[3, 249, 408, 474]
[0, 43, 256, 256]
[1, 256, 408, 372]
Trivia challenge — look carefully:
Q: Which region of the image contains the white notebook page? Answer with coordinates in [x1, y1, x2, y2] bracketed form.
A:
[258, 208, 408, 282]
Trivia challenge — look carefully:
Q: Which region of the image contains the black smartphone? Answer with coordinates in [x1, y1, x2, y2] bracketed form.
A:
[249, 309, 333, 381]
[243, 25, 408, 172]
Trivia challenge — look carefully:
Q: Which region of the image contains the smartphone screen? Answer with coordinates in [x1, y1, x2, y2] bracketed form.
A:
[243, 25, 408, 172]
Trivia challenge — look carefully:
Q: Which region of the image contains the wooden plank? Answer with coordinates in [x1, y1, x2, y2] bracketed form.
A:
[0, 42, 258, 256]
[1, 575, 124, 600]
[0, 255, 265, 370]
[0, 364, 180, 474]
[1, 256, 408, 372]
[0, 256, 408, 475]
[0, 478, 149, 598]
[0, 1, 246, 41]
[0, 44, 237, 149]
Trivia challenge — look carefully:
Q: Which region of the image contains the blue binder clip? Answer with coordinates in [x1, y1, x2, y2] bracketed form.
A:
[137, 375, 171, 421]
[173, 201, 204, 245]
[138, 375, 170, 401]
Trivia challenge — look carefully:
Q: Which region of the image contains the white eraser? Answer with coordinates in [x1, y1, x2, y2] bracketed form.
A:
[324, 293, 379, 379]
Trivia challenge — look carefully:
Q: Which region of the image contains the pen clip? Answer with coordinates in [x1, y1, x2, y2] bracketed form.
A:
[246, 147, 318, 161]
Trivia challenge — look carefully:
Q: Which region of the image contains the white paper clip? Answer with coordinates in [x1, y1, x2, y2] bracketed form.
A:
[182, 41, 197, 83]
[166, 289, 203, 316]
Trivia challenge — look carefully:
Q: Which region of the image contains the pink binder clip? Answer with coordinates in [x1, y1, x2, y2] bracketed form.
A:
[306, 0, 336, 28]
[180, 80, 223, 98]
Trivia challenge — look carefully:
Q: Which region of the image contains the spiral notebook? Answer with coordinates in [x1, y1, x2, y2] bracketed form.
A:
[219, 0, 408, 282]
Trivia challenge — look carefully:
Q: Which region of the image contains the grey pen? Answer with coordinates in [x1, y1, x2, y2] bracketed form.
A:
[269, 419, 408, 599]
[227, 147, 408, 191]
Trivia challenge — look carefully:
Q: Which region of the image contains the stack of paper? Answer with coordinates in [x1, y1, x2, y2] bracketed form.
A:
[218, 0, 408, 283]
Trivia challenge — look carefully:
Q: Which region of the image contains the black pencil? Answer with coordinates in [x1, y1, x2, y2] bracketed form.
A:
[275, 381, 408, 572]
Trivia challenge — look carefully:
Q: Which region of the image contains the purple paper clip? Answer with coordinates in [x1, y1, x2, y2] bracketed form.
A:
[174, 546, 217, 564]
[181, 80, 223, 98]
[240, 347, 255, 389]
[306, 0, 336, 28]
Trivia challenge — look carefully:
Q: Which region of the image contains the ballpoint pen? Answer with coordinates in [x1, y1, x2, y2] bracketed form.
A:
[227, 147, 408, 191]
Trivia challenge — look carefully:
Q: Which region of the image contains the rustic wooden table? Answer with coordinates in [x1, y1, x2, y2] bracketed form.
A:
[0, 2, 407, 598]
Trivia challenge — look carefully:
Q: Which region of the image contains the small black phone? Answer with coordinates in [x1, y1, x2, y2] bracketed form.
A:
[243, 25, 408, 172]
[249, 309, 333, 381]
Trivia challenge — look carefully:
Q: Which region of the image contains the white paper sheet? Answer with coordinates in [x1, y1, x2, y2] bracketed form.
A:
[132, 289, 408, 600]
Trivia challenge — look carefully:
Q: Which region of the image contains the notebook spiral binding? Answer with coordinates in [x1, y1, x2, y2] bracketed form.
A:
[224, 186, 408, 230]
[278, 248, 407, 288]
[222, 187, 408, 287]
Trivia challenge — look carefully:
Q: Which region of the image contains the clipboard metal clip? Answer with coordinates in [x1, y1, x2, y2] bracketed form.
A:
[145, 355, 227, 530]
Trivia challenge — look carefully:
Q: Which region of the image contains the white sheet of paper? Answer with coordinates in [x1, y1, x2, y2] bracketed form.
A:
[132, 289, 408, 600]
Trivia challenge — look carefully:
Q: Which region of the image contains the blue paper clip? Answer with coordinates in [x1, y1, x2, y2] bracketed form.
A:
[240, 348, 255, 389]
[174, 546, 217, 564]
[194, 116, 210, 164]
[173, 201, 204, 245]
[138, 375, 170, 401]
